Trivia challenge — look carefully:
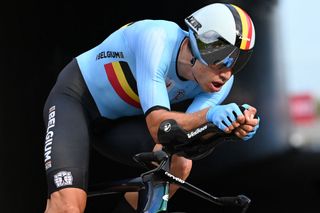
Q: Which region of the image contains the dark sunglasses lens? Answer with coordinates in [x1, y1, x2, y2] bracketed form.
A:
[201, 44, 236, 65]
[231, 49, 253, 74]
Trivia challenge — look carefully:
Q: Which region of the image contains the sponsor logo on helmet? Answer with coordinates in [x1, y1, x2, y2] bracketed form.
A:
[44, 105, 56, 170]
[96, 51, 124, 60]
[187, 125, 208, 138]
[185, 15, 202, 31]
[239, 34, 251, 42]
[54, 171, 73, 188]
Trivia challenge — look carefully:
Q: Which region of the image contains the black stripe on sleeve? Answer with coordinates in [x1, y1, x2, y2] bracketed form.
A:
[120, 61, 139, 95]
[145, 105, 170, 117]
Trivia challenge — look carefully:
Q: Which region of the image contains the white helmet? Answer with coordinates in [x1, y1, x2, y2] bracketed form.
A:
[185, 3, 255, 74]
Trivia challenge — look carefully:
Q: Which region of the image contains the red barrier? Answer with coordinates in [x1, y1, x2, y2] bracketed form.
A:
[289, 93, 316, 124]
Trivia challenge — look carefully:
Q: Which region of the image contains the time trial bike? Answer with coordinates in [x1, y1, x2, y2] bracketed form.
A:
[87, 118, 251, 213]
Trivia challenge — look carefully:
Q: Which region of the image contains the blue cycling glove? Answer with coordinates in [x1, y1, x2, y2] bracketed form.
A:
[206, 103, 243, 132]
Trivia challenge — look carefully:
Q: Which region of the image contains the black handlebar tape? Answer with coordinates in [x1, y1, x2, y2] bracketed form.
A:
[134, 150, 168, 163]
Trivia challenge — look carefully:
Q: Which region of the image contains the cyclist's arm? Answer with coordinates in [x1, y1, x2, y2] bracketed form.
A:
[146, 108, 210, 143]
[131, 25, 239, 142]
[146, 77, 234, 143]
[131, 25, 205, 142]
[145, 77, 234, 142]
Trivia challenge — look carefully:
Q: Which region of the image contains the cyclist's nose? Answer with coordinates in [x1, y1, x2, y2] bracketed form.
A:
[219, 69, 232, 81]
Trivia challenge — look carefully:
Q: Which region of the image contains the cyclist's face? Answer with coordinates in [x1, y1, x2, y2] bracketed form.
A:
[194, 62, 232, 92]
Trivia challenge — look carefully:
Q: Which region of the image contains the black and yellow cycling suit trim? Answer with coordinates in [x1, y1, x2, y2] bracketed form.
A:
[104, 61, 141, 108]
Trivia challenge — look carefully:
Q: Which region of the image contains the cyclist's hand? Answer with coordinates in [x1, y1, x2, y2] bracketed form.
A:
[206, 103, 245, 133]
[234, 104, 260, 141]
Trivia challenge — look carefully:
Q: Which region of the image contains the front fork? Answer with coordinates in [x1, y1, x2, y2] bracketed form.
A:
[137, 154, 171, 213]
[137, 174, 170, 213]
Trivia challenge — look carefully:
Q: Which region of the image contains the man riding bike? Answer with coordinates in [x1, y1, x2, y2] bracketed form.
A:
[43, 3, 259, 213]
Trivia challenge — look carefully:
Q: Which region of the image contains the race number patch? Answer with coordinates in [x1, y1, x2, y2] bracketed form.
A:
[54, 171, 73, 188]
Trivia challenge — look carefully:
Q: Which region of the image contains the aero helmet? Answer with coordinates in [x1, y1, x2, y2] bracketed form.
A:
[185, 3, 255, 74]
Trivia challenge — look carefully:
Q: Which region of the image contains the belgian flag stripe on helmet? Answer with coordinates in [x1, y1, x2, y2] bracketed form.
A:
[226, 4, 242, 48]
[232, 5, 253, 50]
[227, 4, 254, 50]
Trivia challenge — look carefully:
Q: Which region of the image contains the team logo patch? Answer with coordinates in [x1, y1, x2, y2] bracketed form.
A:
[173, 90, 185, 100]
[54, 171, 73, 188]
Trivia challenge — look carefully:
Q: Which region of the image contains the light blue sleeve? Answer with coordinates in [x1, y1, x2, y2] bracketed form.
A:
[186, 75, 234, 113]
[132, 26, 172, 114]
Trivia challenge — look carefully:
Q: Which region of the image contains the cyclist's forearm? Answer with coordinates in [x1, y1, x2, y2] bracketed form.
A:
[145, 108, 209, 143]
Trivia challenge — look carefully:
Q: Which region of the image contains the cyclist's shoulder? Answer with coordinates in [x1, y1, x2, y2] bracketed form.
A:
[129, 19, 181, 30]
[124, 19, 185, 39]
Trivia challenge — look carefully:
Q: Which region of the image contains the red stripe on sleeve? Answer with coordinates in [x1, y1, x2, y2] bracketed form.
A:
[104, 63, 141, 108]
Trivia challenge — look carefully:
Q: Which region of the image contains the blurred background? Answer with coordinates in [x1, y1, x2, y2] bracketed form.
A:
[1, 0, 320, 212]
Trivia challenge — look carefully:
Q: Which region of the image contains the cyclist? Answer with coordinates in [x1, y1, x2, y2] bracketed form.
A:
[43, 3, 260, 213]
